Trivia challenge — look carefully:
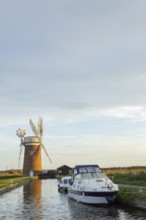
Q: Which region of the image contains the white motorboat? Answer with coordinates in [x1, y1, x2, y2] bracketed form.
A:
[58, 176, 72, 192]
[68, 164, 119, 205]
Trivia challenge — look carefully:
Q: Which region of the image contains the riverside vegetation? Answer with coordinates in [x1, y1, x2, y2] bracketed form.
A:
[104, 167, 146, 206]
[0, 170, 34, 190]
[113, 173, 146, 202]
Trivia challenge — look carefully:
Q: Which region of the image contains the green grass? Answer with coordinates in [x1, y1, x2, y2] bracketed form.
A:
[117, 186, 146, 203]
[108, 172, 146, 187]
[110, 172, 146, 205]
[0, 177, 33, 189]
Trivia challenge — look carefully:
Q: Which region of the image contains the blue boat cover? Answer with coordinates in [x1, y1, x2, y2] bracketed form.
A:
[72, 165, 102, 175]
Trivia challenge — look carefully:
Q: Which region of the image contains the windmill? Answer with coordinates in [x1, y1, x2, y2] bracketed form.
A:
[16, 116, 52, 176]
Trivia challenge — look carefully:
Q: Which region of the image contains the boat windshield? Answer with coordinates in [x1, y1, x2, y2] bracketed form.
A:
[77, 166, 106, 179]
[78, 166, 102, 173]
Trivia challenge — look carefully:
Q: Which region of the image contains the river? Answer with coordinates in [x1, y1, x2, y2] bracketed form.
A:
[0, 179, 146, 220]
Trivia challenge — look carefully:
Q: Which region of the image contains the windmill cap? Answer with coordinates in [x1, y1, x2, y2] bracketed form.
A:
[24, 136, 40, 144]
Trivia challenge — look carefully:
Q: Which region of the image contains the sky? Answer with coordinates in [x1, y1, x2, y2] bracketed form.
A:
[0, 0, 146, 170]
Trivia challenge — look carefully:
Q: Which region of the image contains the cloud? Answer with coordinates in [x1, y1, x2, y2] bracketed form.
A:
[1, 105, 146, 130]
[89, 106, 146, 121]
[1, 1, 146, 169]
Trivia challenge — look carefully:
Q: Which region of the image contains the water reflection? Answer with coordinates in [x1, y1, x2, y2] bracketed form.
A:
[0, 179, 146, 220]
[67, 200, 146, 220]
[68, 200, 119, 220]
[23, 179, 42, 220]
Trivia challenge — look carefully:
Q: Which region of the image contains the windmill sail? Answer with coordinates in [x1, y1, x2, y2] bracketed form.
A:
[29, 116, 52, 164]
[29, 119, 38, 137]
[41, 142, 52, 164]
[38, 115, 43, 139]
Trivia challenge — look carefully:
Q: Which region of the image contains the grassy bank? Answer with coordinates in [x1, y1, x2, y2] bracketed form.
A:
[0, 177, 34, 189]
[104, 170, 146, 209]
[116, 185, 146, 210]
[108, 172, 146, 187]
[117, 186, 146, 201]
[108, 171, 146, 209]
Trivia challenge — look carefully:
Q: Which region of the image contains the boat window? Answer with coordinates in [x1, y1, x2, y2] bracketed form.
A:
[73, 169, 78, 175]
[63, 179, 67, 184]
[94, 167, 102, 173]
[78, 168, 87, 173]
[77, 166, 104, 175]
[86, 167, 95, 172]
[96, 179, 103, 182]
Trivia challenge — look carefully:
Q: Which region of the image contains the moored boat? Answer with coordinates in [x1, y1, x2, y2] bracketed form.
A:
[68, 164, 119, 205]
[58, 176, 72, 192]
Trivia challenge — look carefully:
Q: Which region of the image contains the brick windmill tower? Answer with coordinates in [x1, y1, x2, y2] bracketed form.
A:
[16, 116, 52, 176]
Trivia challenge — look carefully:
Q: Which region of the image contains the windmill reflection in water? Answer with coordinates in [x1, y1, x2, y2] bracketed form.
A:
[23, 179, 42, 218]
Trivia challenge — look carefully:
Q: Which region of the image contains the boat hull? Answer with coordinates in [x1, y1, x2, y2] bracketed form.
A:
[69, 190, 117, 205]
